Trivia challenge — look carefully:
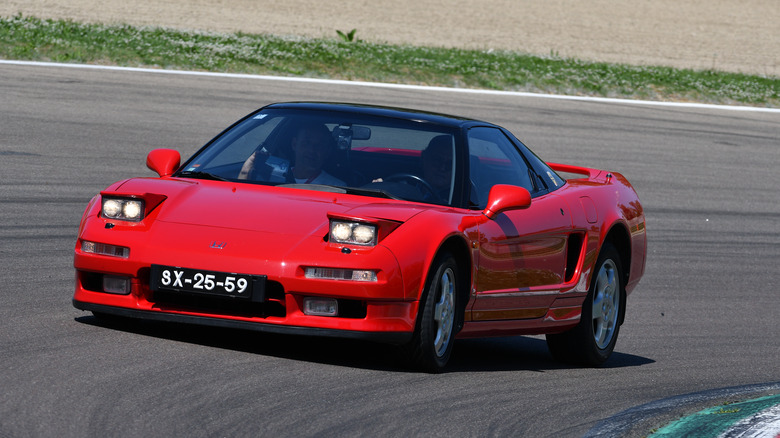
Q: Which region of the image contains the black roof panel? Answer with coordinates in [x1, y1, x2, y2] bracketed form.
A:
[263, 102, 491, 128]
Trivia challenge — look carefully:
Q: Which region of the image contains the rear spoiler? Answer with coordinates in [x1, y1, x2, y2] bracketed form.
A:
[547, 162, 603, 180]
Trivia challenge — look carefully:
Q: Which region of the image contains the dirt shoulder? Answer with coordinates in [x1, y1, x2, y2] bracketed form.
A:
[2, 0, 778, 76]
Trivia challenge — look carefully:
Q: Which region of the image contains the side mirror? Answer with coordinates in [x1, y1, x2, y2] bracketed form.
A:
[146, 148, 181, 177]
[482, 184, 532, 219]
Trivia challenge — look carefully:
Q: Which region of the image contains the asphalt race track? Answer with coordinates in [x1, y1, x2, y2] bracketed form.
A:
[1, 62, 778, 437]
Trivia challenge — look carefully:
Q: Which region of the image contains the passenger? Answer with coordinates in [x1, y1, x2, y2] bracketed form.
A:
[421, 135, 454, 201]
[369, 134, 454, 202]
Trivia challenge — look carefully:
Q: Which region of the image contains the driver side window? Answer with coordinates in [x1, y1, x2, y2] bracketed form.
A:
[468, 127, 534, 209]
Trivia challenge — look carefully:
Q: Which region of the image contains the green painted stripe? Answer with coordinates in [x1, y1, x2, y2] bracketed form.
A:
[651, 394, 780, 437]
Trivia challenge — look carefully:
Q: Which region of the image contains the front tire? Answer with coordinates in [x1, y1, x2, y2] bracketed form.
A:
[546, 242, 624, 366]
[406, 253, 459, 373]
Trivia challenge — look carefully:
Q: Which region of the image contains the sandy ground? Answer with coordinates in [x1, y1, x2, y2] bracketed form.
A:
[2, 0, 778, 77]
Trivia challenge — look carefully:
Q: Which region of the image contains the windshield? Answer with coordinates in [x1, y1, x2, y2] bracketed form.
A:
[179, 108, 459, 205]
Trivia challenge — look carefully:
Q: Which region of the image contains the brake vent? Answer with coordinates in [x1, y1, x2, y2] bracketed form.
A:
[565, 233, 585, 283]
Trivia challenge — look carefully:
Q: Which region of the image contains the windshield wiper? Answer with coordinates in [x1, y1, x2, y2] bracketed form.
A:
[278, 183, 347, 193]
[342, 186, 400, 200]
[274, 183, 397, 200]
[177, 171, 230, 182]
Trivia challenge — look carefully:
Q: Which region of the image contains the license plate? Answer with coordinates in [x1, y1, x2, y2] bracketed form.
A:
[150, 265, 264, 300]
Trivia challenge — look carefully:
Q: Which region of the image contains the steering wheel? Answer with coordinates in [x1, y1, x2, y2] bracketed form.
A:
[385, 173, 442, 203]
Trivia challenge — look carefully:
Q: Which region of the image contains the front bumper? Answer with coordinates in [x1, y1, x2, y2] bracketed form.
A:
[73, 299, 414, 344]
[73, 265, 419, 343]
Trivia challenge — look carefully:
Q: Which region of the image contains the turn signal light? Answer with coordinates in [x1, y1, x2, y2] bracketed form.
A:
[304, 267, 377, 282]
[81, 240, 129, 258]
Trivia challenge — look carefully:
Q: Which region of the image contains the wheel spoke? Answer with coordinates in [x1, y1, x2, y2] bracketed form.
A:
[432, 269, 455, 356]
[592, 291, 604, 320]
[592, 259, 619, 350]
[594, 322, 607, 346]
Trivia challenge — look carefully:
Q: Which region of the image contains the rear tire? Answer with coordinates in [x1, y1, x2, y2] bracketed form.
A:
[405, 253, 459, 373]
[546, 242, 624, 366]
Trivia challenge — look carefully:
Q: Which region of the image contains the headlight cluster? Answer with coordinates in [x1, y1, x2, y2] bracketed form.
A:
[329, 220, 377, 246]
[102, 197, 145, 221]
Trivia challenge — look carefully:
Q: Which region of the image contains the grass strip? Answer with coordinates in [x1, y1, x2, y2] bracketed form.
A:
[2, 14, 778, 107]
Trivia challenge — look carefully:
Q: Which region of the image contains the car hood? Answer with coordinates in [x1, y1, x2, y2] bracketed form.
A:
[115, 178, 427, 232]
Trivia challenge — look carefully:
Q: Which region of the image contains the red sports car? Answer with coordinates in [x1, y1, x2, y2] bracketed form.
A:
[73, 102, 646, 372]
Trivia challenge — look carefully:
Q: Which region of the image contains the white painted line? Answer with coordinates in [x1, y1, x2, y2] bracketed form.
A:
[720, 403, 780, 438]
[2, 59, 779, 113]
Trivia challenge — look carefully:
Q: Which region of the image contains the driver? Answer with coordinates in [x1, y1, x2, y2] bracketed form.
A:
[238, 122, 345, 186]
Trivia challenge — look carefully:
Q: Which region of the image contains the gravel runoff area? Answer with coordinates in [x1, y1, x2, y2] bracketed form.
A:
[2, 0, 778, 77]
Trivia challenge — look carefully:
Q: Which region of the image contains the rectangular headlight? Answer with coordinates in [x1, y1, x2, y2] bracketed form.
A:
[81, 240, 130, 258]
[329, 220, 377, 246]
[102, 275, 131, 294]
[303, 297, 338, 316]
[101, 197, 145, 221]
